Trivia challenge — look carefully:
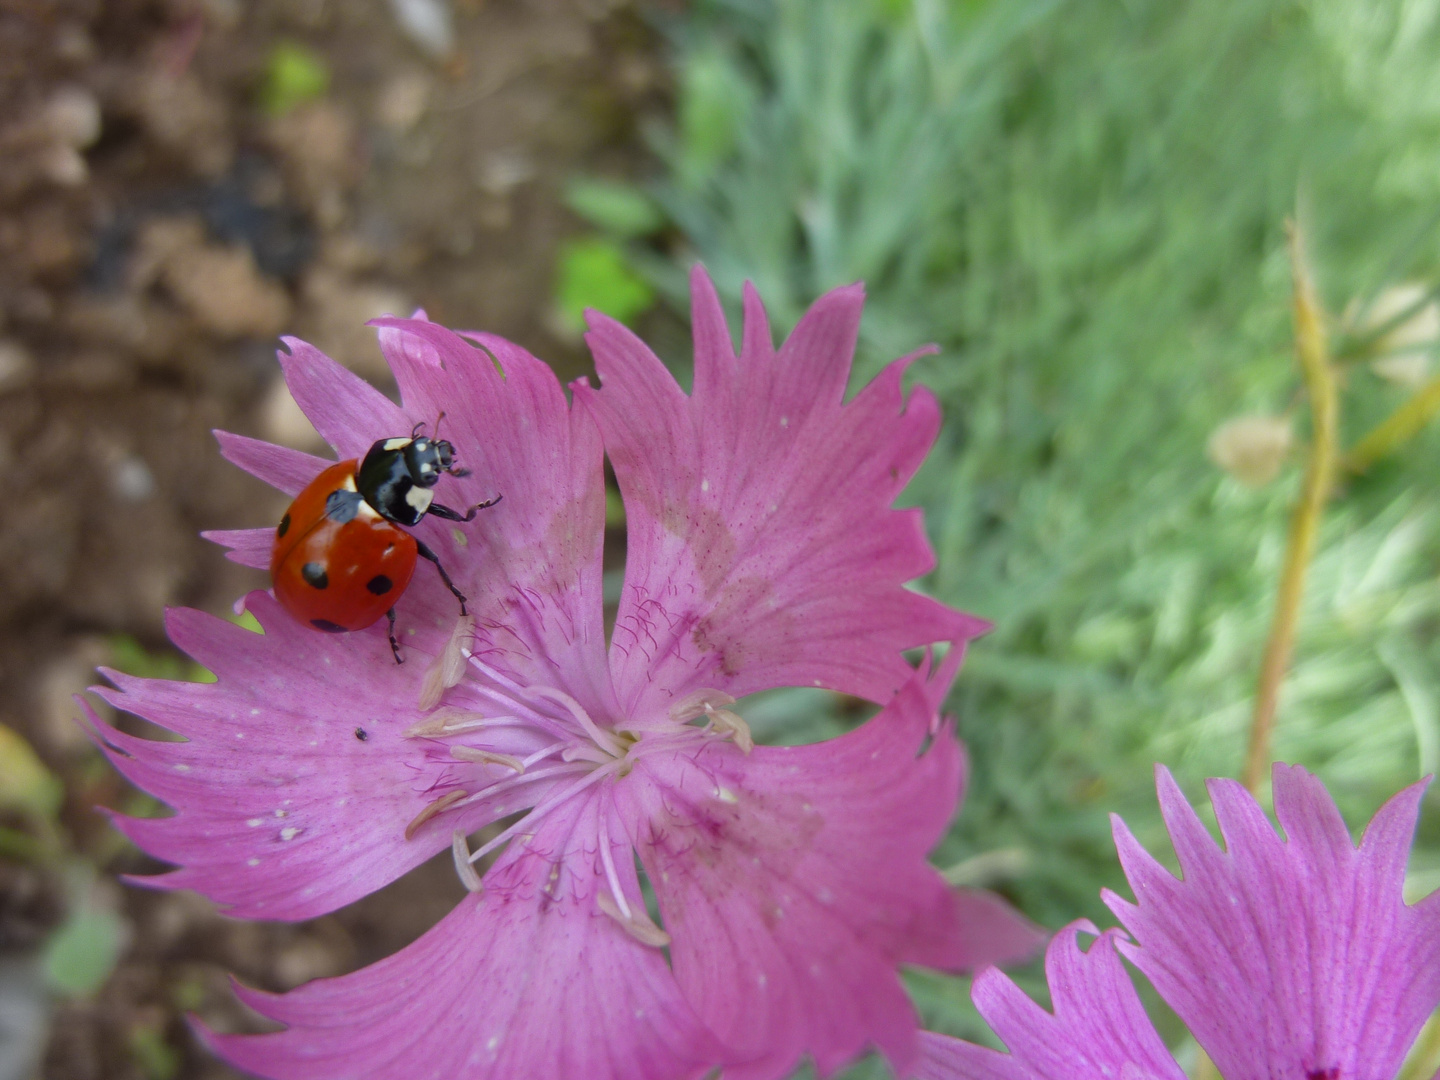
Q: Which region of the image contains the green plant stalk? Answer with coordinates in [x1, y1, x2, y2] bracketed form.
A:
[1244, 223, 1339, 794]
[1346, 373, 1440, 473]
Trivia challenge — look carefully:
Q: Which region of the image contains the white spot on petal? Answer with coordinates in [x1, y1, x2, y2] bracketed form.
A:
[173, 764, 190, 772]
[780, 416, 789, 427]
[700, 479, 710, 492]
[246, 818, 263, 828]
[280, 827, 300, 841]
[247, 858, 260, 867]
[758, 973, 767, 988]
[716, 787, 738, 804]
[275, 809, 288, 818]
[250, 708, 261, 716]
[486, 1036, 500, 1052]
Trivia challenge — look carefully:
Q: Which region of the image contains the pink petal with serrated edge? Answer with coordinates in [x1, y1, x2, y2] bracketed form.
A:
[915, 924, 1185, 1080]
[201, 527, 272, 569]
[86, 595, 567, 921]
[1103, 763, 1440, 1080]
[214, 431, 333, 496]
[203, 785, 724, 1080]
[367, 316, 616, 720]
[575, 266, 987, 719]
[276, 336, 410, 460]
[618, 660, 1018, 1080]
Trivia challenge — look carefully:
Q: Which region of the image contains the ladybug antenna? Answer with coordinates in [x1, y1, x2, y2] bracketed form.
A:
[432, 411, 446, 440]
[411, 419, 427, 439]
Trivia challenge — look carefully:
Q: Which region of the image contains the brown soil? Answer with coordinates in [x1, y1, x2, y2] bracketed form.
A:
[0, 1, 668, 1076]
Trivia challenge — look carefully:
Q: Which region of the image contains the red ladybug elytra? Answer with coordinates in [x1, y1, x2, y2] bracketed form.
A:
[270, 427, 500, 662]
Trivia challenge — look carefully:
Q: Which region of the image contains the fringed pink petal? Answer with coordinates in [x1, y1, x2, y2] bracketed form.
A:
[576, 265, 986, 717]
[214, 430, 333, 496]
[276, 336, 410, 460]
[202, 786, 724, 1080]
[1104, 764, 1440, 1080]
[367, 316, 616, 722]
[87, 593, 566, 920]
[915, 924, 1185, 1080]
[618, 661, 1021, 1080]
[201, 527, 272, 569]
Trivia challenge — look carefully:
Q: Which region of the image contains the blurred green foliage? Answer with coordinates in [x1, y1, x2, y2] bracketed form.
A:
[258, 40, 330, 117]
[565, 178, 666, 238]
[554, 237, 657, 333]
[42, 906, 126, 997]
[651, 0, 1440, 1057]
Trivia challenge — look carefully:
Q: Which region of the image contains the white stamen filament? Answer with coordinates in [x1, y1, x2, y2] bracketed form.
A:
[462, 649, 627, 757]
[452, 829, 484, 893]
[467, 764, 616, 865]
[521, 744, 568, 769]
[449, 746, 526, 773]
[453, 763, 592, 812]
[561, 742, 618, 765]
[526, 685, 628, 759]
[405, 709, 535, 738]
[597, 810, 631, 920]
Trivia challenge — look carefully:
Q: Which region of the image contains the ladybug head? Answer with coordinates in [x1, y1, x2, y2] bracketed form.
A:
[403, 436, 471, 488]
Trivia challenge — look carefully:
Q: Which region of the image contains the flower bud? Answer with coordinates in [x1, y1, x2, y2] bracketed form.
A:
[1206, 414, 1293, 487]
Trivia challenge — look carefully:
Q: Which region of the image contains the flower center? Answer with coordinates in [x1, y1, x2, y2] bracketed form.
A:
[398, 645, 751, 904]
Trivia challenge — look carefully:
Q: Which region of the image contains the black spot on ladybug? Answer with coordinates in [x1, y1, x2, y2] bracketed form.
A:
[324, 488, 363, 523]
[301, 562, 329, 589]
[310, 618, 347, 633]
[366, 574, 393, 595]
[354, 727, 368, 741]
[277, 513, 290, 538]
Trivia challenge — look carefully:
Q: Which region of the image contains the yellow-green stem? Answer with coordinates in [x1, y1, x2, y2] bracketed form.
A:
[1346, 372, 1440, 473]
[1243, 223, 1339, 794]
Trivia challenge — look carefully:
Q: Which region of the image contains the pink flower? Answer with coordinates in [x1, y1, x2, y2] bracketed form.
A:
[917, 763, 1440, 1080]
[88, 268, 1039, 1080]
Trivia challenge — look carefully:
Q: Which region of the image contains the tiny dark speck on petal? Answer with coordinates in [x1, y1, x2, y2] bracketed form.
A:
[354, 727, 368, 741]
[1308, 1069, 1339, 1080]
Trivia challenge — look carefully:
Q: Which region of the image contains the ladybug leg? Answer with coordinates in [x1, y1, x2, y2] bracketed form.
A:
[429, 494, 503, 523]
[386, 608, 403, 665]
[415, 540, 469, 615]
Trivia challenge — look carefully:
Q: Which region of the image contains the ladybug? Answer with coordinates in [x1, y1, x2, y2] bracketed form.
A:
[271, 426, 500, 662]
